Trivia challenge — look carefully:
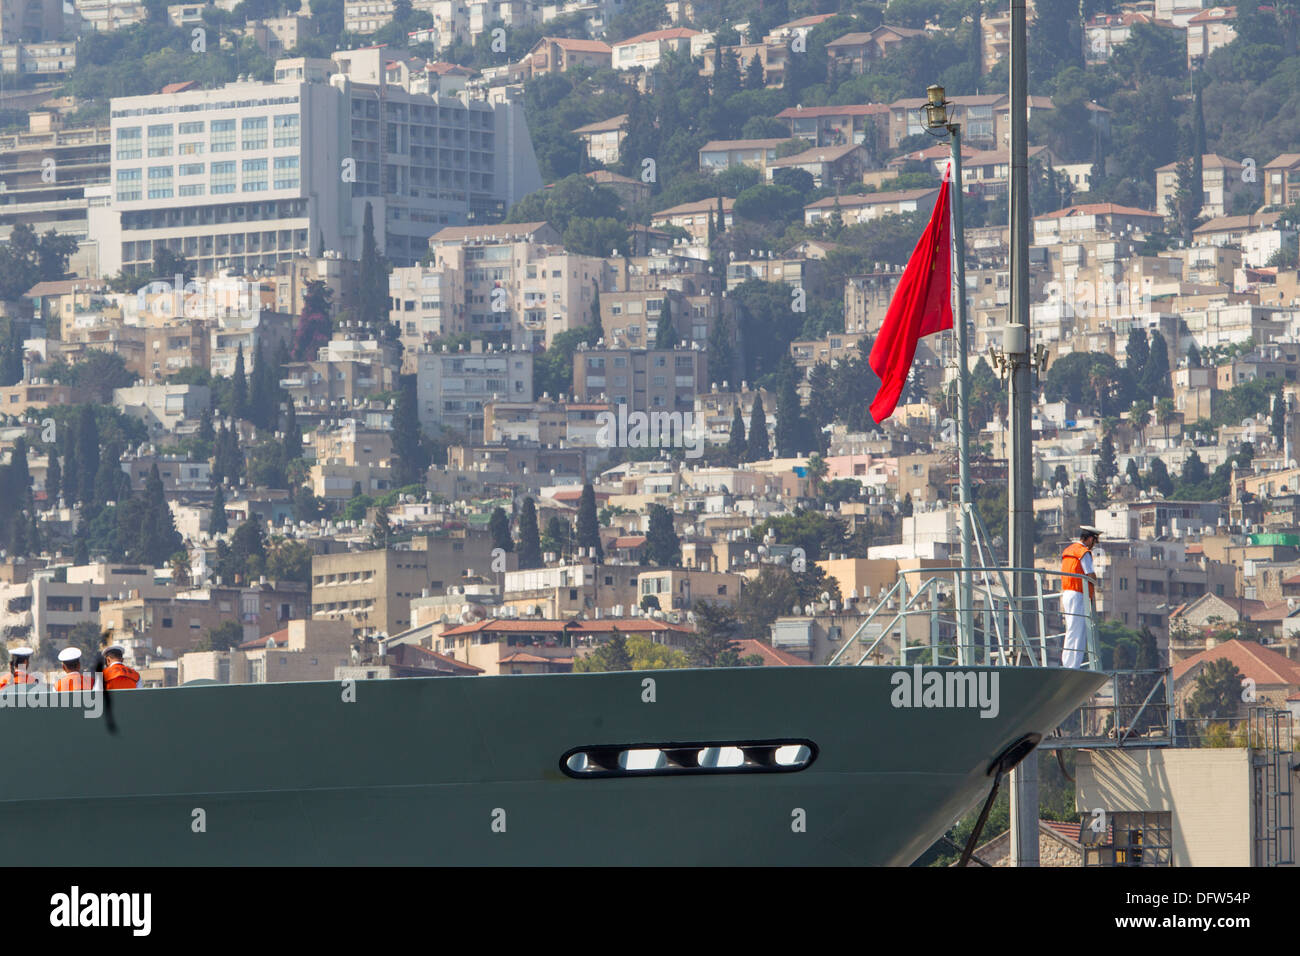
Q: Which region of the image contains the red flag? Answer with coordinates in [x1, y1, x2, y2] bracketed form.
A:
[868, 174, 953, 423]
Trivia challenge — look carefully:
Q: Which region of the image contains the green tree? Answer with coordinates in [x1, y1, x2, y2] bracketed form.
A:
[541, 515, 570, 559]
[1147, 457, 1174, 497]
[229, 344, 248, 422]
[726, 402, 747, 463]
[773, 364, 805, 458]
[358, 201, 392, 334]
[1272, 392, 1286, 447]
[210, 483, 228, 535]
[283, 399, 302, 460]
[645, 504, 680, 566]
[203, 620, 245, 652]
[1139, 332, 1172, 399]
[1126, 328, 1149, 375]
[1185, 658, 1244, 719]
[517, 497, 543, 569]
[392, 376, 428, 486]
[1095, 433, 1118, 486]
[489, 506, 514, 553]
[686, 600, 742, 667]
[576, 631, 633, 671]
[576, 482, 603, 561]
[746, 395, 770, 461]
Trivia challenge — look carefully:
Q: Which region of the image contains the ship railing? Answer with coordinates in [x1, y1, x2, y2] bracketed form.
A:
[1038, 668, 1174, 749]
[827, 565, 1100, 670]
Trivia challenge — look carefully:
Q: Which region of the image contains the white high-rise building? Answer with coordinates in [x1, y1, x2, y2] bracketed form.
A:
[90, 51, 542, 278]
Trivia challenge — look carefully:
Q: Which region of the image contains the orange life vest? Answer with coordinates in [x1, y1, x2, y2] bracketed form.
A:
[104, 661, 140, 689]
[55, 671, 94, 692]
[1061, 541, 1095, 602]
[0, 670, 38, 688]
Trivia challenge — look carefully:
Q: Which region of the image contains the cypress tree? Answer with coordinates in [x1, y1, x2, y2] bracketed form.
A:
[727, 403, 746, 462]
[517, 497, 542, 569]
[489, 506, 514, 553]
[283, 399, 302, 460]
[646, 504, 680, 567]
[774, 367, 803, 458]
[210, 484, 228, 535]
[231, 344, 248, 422]
[75, 405, 99, 505]
[1125, 328, 1149, 374]
[1272, 391, 1286, 448]
[576, 482, 603, 562]
[1139, 331, 1172, 399]
[746, 396, 770, 462]
[392, 376, 425, 486]
[1095, 433, 1118, 485]
[198, 405, 215, 445]
[249, 339, 270, 429]
[1077, 480, 1093, 524]
[74, 533, 89, 565]
[46, 452, 60, 505]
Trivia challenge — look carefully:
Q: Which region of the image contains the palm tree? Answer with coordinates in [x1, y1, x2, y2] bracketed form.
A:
[1156, 398, 1178, 440]
[1129, 398, 1152, 445]
[806, 453, 828, 497]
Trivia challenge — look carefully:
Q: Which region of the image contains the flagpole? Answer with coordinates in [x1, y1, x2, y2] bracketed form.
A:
[925, 86, 974, 666]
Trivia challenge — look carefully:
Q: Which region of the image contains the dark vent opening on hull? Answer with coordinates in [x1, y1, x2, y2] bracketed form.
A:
[561, 741, 818, 779]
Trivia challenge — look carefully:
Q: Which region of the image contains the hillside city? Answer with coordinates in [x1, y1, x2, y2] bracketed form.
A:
[1, 0, 1299, 865]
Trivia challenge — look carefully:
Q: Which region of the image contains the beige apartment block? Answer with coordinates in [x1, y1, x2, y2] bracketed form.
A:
[311, 533, 502, 639]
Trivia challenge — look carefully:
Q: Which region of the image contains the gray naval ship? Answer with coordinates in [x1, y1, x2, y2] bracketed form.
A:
[0, 661, 1103, 865]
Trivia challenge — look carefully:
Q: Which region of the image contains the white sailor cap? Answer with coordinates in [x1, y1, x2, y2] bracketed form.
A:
[103, 644, 125, 657]
[10, 646, 33, 658]
[58, 647, 81, 663]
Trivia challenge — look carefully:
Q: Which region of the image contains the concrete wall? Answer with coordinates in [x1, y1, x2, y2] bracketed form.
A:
[1076, 748, 1253, 866]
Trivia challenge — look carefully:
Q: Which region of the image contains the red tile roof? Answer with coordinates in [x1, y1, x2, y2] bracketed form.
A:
[1036, 202, 1160, 220]
[615, 27, 700, 46]
[775, 104, 890, 118]
[612, 535, 647, 548]
[733, 638, 811, 666]
[1172, 639, 1300, 686]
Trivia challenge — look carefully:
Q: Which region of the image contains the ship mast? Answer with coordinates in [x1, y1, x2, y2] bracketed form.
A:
[1007, 0, 1040, 868]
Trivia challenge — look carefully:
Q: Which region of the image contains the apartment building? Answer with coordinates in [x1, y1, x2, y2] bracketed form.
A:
[100, 580, 310, 656]
[483, 397, 612, 445]
[649, 197, 734, 243]
[112, 383, 211, 436]
[180, 618, 352, 683]
[417, 221, 609, 350]
[0, 115, 110, 267]
[311, 532, 502, 638]
[0, 0, 65, 41]
[1093, 539, 1236, 637]
[697, 137, 790, 176]
[1032, 203, 1164, 243]
[521, 36, 612, 77]
[824, 25, 925, 75]
[91, 50, 541, 277]
[888, 94, 1003, 150]
[0, 562, 172, 650]
[776, 103, 889, 156]
[843, 269, 904, 334]
[572, 114, 628, 167]
[802, 188, 940, 227]
[414, 339, 535, 437]
[611, 27, 699, 71]
[273, 252, 362, 318]
[571, 343, 709, 413]
[1186, 6, 1237, 66]
[697, 41, 788, 86]
[1155, 154, 1243, 221]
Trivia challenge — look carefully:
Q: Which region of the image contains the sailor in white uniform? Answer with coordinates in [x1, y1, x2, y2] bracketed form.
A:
[1059, 526, 1101, 668]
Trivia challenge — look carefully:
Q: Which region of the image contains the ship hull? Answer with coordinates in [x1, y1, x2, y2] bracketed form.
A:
[4, 665, 1105, 865]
